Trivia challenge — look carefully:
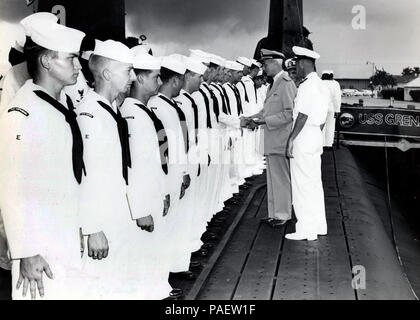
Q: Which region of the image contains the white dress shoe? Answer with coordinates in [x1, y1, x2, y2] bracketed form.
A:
[285, 232, 318, 241]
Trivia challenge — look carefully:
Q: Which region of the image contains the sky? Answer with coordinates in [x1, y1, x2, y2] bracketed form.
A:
[0, 0, 420, 79]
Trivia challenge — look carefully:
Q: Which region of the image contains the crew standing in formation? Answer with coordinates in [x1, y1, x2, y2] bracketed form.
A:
[0, 12, 335, 299]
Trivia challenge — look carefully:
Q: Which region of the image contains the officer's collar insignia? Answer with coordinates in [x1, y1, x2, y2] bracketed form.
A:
[8, 107, 29, 117]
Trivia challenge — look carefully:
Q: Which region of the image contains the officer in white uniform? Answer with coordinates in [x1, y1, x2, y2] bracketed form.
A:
[321, 70, 342, 147]
[286, 46, 330, 241]
[120, 49, 173, 299]
[76, 40, 144, 299]
[0, 19, 86, 299]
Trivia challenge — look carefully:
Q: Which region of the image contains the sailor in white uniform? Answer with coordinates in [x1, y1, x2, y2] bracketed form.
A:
[0, 13, 58, 116]
[174, 56, 208, 268]
[321, 70, 342, 147]
[119, 48, 174, 299]
[76, 40, 146, 299]
[0, 19, 86, 299]
[189, 49, 220, 232]
[286, 46, 330, 241]
[236, 56, 261, 176]
[199, 56, 224, 220]
[148, 56, 194, 281]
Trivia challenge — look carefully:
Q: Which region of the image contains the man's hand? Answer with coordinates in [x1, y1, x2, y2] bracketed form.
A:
[286, 138, 294, 159]
[246, 120, 259, 130]
[87, 231, 109, 260]
[240, 117, 251, 128]
[17, 255, 53, 300]
[136, 215, 154, 232]
[163, 194, 170, 216]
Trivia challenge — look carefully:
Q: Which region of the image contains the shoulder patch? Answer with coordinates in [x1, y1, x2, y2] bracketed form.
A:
[8, 107, 29, 117]
[79, 112, 94, 118]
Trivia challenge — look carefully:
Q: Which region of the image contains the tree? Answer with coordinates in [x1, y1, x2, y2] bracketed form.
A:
[370, 68, 396, 87]
[402, 67, 415, 76]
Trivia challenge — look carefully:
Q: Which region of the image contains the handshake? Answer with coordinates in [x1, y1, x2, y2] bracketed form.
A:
[240, 116, 263, 130]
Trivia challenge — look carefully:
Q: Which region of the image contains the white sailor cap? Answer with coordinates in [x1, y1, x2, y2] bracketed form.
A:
[185, 57, 207, 75]
[225, 60, 244, 71]
[93, 39, 133, 64]
[250, 58, 262, 68]
[292, 46, 320, 60]
[14, 26, 27, 52]
[285, 58, 297, 70]
[322, 70, 334, 75]
[189, 49, 211, 64]
[161, 55, 186, 75]
[132, 51, 161, 70]
[81, 50, 93, 61]
[30, 21, 85, 53]
[209, 54, 226, 67]
[20, 12, 58, 37]
[259, 48, 285, 61]
[131, 44, 150, 57]
[236, 56, 253, 67]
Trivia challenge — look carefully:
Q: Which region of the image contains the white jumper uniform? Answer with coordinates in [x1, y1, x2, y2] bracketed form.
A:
[0, 80, 85, 299]
[148, 93, 188, 273]
[77, 90, 145, 299]
[120, 97, 172, 299]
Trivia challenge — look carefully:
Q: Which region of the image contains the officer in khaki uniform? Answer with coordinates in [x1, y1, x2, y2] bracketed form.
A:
[243, 49, 297, 228]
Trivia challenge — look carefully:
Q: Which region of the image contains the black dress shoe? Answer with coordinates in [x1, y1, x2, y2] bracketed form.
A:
[201, 242, 214, 250]
[165, 288, 183, 299]
[207, 225, 222, 233]
[222, 206, 232, 212]
[189, 260, 202, 271]
[171, 288, 183, 295]
[225, 199, 239, 206]
[213, 216, 227, 223]
[192, 248, 208, 258]
[270, 219, 289, 228]
[170, 271, 196, 280]
[201, 231, 219, 241]
[260, 217, 274, 224]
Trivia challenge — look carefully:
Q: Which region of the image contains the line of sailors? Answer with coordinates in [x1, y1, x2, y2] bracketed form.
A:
[0, 13, 270, 299]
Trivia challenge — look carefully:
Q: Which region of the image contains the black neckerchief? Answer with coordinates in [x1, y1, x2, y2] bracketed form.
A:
[211, 83, 228, 115]
[134, 103, 169, 175]
[203, 83, 219, 122]
[182, 92, 199, 144]
[239, 81, 249, 102]
[229, 84, 243, 115]
[33, 90, 86, 184]
[221, 85, 232, 115]
[158, 95, 189, 154]
[97, 100, 131, 185]
[198, 88, 212, 128]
